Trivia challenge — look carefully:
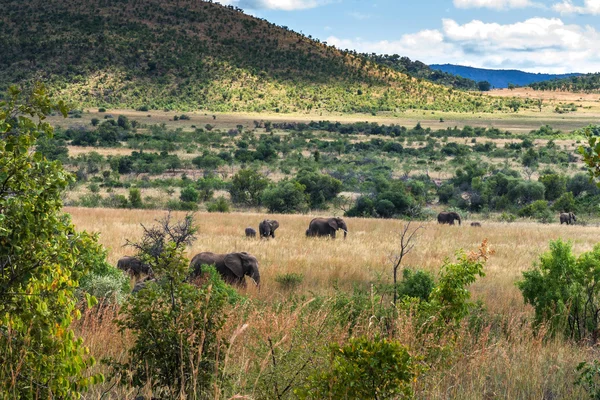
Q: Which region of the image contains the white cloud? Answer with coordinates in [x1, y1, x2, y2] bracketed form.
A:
[453, 0, 539, 9]
[552, 0, 600, 15]
[326, 17, 600, 73]
[217, 0, 332, 10]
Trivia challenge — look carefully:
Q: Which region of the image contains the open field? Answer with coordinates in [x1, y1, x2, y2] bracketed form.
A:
[67, 207, 600, 315]
[50, 92, 600, 135]
[67, 207, 599, 398]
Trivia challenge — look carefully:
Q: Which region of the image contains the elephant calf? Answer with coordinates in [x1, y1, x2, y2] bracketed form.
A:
[470, 222, 482, 227]
[117, 256, 154, 280]
[189, 251, 260, 288]
[245, 227, 257, 238]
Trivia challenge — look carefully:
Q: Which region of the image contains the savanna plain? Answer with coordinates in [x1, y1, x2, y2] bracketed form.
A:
[69, 206, 599, 399]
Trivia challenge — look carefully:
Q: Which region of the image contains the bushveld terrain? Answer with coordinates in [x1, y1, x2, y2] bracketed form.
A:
[69, 207, 597, 399]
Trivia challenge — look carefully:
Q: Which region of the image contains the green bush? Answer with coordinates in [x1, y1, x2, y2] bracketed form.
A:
[78, 273, 129, 304]
[129, 187, 143, 208]
[553, 192, 576, 212]
[518, 240, 600, 342]
[229, 169, 270, 206]
[296, 336, 419, 400]
[275, 273, 304, 290]
[398, 268, 435, 302]
[262, 180, 308, 213]
[180, 185, 200, 203]
[206, 196, 230, 212]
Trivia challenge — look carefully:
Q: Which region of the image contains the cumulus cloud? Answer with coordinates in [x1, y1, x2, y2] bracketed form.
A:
[453, 0, 539, 9]
[326, 17, 600, 73]
[218, 0, 332, 10]
[552, 0, 600, 15]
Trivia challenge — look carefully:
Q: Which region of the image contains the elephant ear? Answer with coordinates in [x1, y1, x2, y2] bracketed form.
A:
[270, 220, 279, 230]
[224, 253, 245, 278]
[328, 219, 338, 230]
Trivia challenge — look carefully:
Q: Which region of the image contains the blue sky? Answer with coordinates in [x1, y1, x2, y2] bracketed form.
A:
[219, 0, 600, 73]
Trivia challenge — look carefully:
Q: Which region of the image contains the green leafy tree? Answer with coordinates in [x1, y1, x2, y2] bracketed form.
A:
[295, 169, 342, 209]
[539, 173, 567, 201]
[262, 180, 308, 213]
[296, 336, 419, 400]
[180, 185, 200, 203]
[129, 187, 143, 208]
[229, 169, 270, 206]
[0, 85, 104, 398]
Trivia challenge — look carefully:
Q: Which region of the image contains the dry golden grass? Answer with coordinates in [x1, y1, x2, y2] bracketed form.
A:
[67, 207, 600, 315]
[68, 207, 599, 398]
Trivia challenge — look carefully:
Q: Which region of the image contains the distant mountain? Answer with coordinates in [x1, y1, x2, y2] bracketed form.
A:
[0, 0, 510, 113]
[529, 73, 600, 92]
[430, 64, 582, 89]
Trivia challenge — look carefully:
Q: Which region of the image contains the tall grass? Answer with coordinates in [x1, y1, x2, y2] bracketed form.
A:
[68, 207, 598, 398]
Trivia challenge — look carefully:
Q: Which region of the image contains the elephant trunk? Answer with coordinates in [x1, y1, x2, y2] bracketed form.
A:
[250, 268, 260, 287]
[457, 217, 462, 226]
[342, 229, 347, 239]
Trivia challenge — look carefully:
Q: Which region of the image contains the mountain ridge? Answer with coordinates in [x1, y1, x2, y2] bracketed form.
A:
[0, 0, 513, 113]
[430, 64, 582, 89]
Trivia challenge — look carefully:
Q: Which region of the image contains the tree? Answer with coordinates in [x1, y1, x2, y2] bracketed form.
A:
[262, 180, 308, 213]
[180, 185, 200, 203]
[477, 81, 491, 91]
[539, 173, 567, 201]
[295, 169, 342, 209]
[0, 85, 104, 397]
[229, 169, 270, 206]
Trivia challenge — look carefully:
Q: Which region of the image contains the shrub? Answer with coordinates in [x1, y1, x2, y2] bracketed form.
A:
[107, 215, 231, 397]
[129, 188, 143, 208]
[398, 268, 435, 302]
[296, 336, 419, 400]
[262, 180, 308, 213]
[229, 169, 270, 206]
[518, 240, 600, 341]
[553, 192, 576, 212]
[275, 273, 304, 290]
[206, 196, 230, 213]
[180, 185, 200, 203]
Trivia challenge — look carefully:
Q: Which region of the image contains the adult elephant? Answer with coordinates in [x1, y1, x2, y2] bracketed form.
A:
[259, 219, 279, 239]
[117, 256, 153, 279]
[307, 217, 348, 239]
[560, 212, 577, 225]
[437, 212, 461, 226]
[189, 252, 260, 288]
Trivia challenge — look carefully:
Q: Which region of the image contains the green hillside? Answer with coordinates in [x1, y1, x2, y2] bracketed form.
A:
[529, 73, 600, 93]
[0, 0, 515, 113]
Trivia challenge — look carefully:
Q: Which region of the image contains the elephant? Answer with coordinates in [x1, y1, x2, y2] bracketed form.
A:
[437, 212, 462, 226]
[189, 252, 260, 288]
[245, 227, 257, 238]
[259, 219, 279, 239]
[560, 212, 577, 225]
[306, 217, 348, 239]
[117, 256, 154, 279]
[470, 222, 482, 227]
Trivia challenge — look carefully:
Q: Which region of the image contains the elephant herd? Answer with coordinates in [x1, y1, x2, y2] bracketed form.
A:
[437, 211, 578, 226]
[119, 217, 349, 291]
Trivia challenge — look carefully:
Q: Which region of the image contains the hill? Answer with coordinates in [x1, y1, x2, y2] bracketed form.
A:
[365, 55, 479, 90]
[0, 0, 511, 113]
[430, 64, 581, 89]
[528, 73, 600, 92]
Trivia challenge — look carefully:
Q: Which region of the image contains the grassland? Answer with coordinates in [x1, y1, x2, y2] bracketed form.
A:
[69, 207, 598, 399]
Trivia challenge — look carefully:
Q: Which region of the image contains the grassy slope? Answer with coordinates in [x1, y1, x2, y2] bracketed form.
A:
[0, 0, 514, 113]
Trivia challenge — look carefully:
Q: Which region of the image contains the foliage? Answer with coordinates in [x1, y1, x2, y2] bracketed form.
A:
[575, 360, 600, 399]
[229, 169, 270, 207]
[275, 273, 305, 291]
[262, 180, 308, 213]
[128, 187, 143, 208]
[206, 196, 231, 213]
[518, 240, 600, 342]
[108, 214, 231, 397]
[398, 268, 435, 302]
[180, 185, 200, 203]
[295, 169, 342, 209]
[0, 85, 104, 398]
[296, 336, 419, 400]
